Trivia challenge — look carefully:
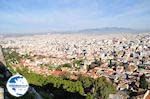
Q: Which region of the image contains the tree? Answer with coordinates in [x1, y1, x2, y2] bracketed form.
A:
[86, 93, 94, 99]
[139, 74, 148, 89]
[94, 76, 116, 99]
[73, 59, 84, 67]
[78, 75, 93, 88]
[61, 63, 72, 68]
[16, 67, 85, 95]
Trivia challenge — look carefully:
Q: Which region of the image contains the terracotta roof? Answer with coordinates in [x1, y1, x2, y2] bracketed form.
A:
[51, 70, 66, 76]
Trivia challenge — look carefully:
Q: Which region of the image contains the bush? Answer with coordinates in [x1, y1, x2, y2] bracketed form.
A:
[86, 93, 94, 99]
[94, 76, 116, 99]
[139, 74, 148, 89]
[17, 67, 84, 95]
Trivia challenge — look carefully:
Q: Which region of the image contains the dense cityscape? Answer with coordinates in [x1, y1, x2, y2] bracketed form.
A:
[0, 0, 150, 99]
[0, 33, 150, 99]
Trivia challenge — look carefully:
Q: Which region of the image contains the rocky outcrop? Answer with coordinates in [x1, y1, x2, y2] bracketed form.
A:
[0, 45, 6, 66]
[0, 45, 12, 82]
[143, 90, 150, 99]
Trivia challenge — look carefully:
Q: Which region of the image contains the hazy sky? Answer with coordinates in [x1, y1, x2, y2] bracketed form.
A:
[0, 0, 150, 33]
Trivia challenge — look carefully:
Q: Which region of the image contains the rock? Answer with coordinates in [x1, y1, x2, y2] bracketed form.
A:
[109, 91, 129, 99]
[0, 87, 4, 99]
[143, 90, 150, 99]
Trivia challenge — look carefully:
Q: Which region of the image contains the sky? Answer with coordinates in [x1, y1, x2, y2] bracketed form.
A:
[0, 0, 150, 33]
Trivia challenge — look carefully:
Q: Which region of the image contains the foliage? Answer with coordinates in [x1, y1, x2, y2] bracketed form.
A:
[3, 48, 116, 98]
[78, 75, 93, 88]
[16, 67, 116, 99]
[39, 91, 54, 99]
[16, 67, 84, 95]
[7, 92, 36, 99]
[86, 93, 94, 99]
[73, 59, 84, 66]
[94, 76, 116, 99]
[139, 74, 148, 89]
[3, 48, 21, 64]
[21, 53, 30, 59]
[2, 48, 18, 74]
[61, 63, 72, 68]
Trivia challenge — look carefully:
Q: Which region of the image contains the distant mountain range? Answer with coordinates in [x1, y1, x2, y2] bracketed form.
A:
[1, 27, 150, 37]
[74, 27, 150, 34]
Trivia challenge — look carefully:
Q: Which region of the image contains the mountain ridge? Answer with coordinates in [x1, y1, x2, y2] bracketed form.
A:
[1, 27, 150, 37]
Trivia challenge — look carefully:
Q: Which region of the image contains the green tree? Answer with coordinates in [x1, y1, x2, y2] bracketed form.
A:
[16, 67, 85, 95]
[94, 76, 116, 99]
[62, 63, 72, 68]
[86, 93, 94, 99]
[139, 74, 148, 89]
[78, 75, 93, 88]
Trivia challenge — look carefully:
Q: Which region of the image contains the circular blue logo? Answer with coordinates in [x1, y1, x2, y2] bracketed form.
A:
[6, 74, 29, 97]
